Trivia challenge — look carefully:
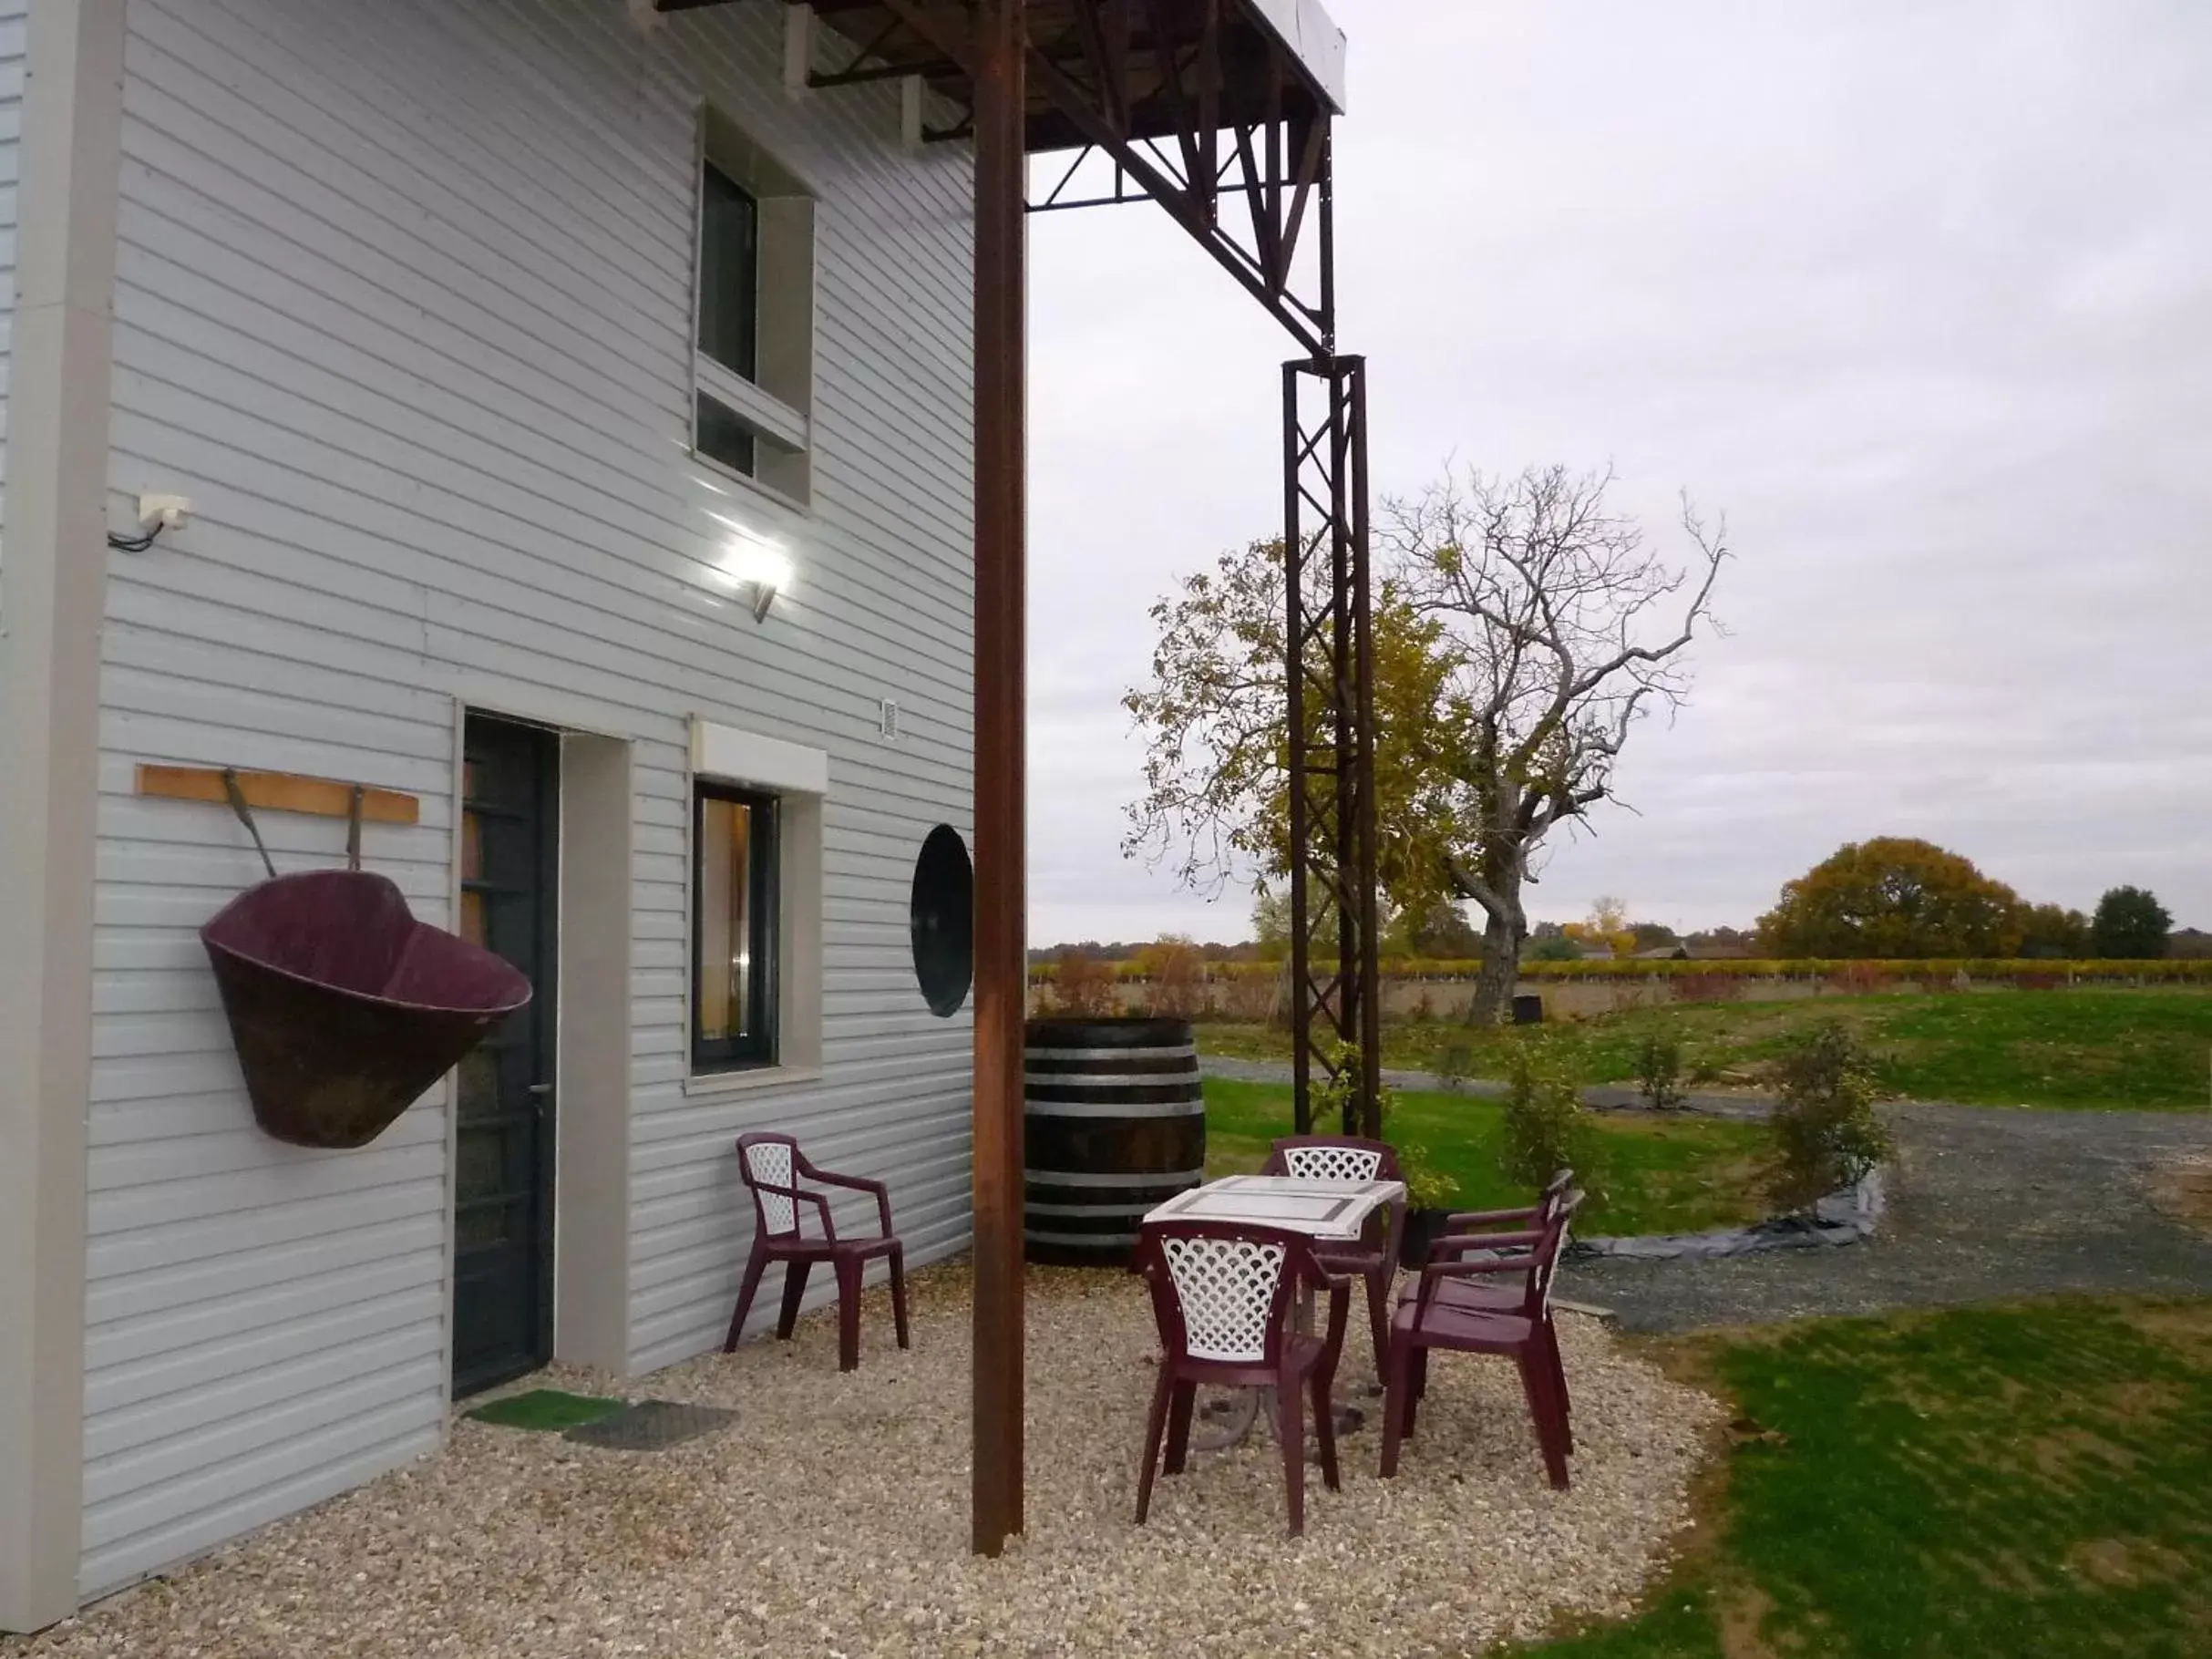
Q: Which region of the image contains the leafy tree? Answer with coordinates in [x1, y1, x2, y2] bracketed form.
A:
[1523, 932, 1586, 963]
[2017, 902, 2090, 960]
[1126, 539, 1455, 917]
[1755, 838, 2024, 958]
[1564, 895, 1637, 959]
[1250, 889, 1295, 963]
[2090, 886, 2172, 960]
[1630, 921, 1682, 951]
[1251, 886, 1363, 962]
[1126, 466, 1729, 1025]
[1686, 925, 1754, 952]
[1389, 899, 1482, 959]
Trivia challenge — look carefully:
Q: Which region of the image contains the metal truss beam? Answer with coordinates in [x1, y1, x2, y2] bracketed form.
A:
[1019, 0, 1332, 355]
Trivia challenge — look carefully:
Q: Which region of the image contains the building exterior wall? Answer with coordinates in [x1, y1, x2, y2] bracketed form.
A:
[0, 0, 22, 517]
[81, 0, 974, 1599]
[1, 0, 125, 1631]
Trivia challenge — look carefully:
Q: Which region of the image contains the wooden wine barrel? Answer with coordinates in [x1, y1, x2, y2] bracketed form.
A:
[1023, 1016, 1206, 1266]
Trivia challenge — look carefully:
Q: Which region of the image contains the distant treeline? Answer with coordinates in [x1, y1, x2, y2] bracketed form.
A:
[1027, 955, 2212, 985]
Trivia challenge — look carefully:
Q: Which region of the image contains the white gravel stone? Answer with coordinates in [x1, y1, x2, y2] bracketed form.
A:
[7, 1267, 1720, 1659]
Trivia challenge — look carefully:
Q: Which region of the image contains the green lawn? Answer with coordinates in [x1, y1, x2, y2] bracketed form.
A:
[1524, 1297, 2212, 1657]
[1199, 988, 2212, 1111]
[1202, 1078, 1768, 1237]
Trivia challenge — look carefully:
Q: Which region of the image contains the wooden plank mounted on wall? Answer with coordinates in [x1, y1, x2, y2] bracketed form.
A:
[136, 766, 421, 825]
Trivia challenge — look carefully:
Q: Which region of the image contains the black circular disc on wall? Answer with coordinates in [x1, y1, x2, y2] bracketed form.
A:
[911, 824, 974, 1017]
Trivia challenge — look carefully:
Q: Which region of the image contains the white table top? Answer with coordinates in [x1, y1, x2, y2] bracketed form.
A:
[1142, 1174, 1405, 1242]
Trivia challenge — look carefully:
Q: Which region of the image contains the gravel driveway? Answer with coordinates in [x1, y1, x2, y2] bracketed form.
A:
[11, 1269, 1716, 1659]
[1565, 1102, 2212, 1333]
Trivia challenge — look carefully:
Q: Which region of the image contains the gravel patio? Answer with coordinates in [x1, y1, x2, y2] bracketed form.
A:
[10, 1266, 1717, 1659]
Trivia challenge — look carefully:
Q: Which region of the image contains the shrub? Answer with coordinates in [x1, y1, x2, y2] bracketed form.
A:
[1132, 935, 1205, 1019]
[1634, 1029, 1688, 1111]
[1312, 1041, 1396, 1138]
[1826, 962, 1894, 995]
[1215, 970, 1276, 1024]
[1500, 1043, 1591, 1190]
[1432, 1041, 1474, 1093]
[1767, 1020, 1892, 1212]
[1051, 950, 1117, 1017]
[1394, 1144, 1458, 1210]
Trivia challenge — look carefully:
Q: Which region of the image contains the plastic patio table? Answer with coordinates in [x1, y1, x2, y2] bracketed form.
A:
[1142, 1174, 1408, 1449]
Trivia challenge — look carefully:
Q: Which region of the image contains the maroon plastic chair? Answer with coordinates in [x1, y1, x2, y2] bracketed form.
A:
[723, 1133, 910, 1372]
[1380, 1190, 1584, 1489]
[1132, 1220, 1352, 1537]
[1261, 1135, 1405, 1376]
[1405, 1169, 1577, 1316]
[1441, 1169, 1575, 1245]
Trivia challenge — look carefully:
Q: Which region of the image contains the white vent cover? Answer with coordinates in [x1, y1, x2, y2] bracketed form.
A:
[880, 699, 901, 741]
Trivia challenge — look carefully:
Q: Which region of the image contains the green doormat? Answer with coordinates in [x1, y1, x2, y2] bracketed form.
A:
[465, 1388, 623, 1432]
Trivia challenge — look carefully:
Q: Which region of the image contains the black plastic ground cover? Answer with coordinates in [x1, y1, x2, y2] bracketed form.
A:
[561, 1400, 739, 1451]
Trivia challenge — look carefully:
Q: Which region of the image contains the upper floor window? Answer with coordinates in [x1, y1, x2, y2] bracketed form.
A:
[692, 111, 815, 504]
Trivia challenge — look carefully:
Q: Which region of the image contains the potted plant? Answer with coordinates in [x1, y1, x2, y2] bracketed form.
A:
[1394, 1144, 1460, 1267]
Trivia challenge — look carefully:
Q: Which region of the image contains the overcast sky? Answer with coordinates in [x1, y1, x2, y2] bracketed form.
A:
[1024, 0, 2211, 946]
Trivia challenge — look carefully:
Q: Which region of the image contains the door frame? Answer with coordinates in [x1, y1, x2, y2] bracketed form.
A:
[445, 693, 638, 1397]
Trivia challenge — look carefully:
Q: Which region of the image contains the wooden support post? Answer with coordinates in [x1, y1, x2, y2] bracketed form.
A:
[971, 0, 1028, 1560]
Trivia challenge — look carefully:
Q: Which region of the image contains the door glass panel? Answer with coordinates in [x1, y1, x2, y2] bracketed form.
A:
[457, 1201, 517, 1252]
[456, 1048, 499, 1117]
[457, 1127, 506, 1195]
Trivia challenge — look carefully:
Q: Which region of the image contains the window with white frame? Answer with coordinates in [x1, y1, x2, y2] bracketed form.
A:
[693, 109, 816, 504]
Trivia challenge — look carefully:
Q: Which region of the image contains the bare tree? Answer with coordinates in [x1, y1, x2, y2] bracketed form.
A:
[1389, 465, 1728, 1021]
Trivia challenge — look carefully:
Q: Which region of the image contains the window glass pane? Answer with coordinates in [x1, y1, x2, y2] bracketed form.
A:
[696, 393, 756, 478]
[697, 796, 756, 1046]
[694, 785, 778, 1072]
[698, 162, 758, 379]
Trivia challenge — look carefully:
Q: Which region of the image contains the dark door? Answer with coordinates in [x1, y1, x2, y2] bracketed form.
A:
[453, 714, 560, 1396]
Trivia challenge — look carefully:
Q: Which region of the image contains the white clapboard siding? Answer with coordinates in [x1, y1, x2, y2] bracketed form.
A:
[0, 0, 22, 540]
[84, 0, 975, 1596]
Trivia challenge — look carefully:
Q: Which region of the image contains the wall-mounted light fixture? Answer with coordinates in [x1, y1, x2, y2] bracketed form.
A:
[709, 522, 796, 624]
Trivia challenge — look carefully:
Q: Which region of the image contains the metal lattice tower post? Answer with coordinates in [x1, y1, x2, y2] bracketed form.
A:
[1282, 354, 1378, 1135]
